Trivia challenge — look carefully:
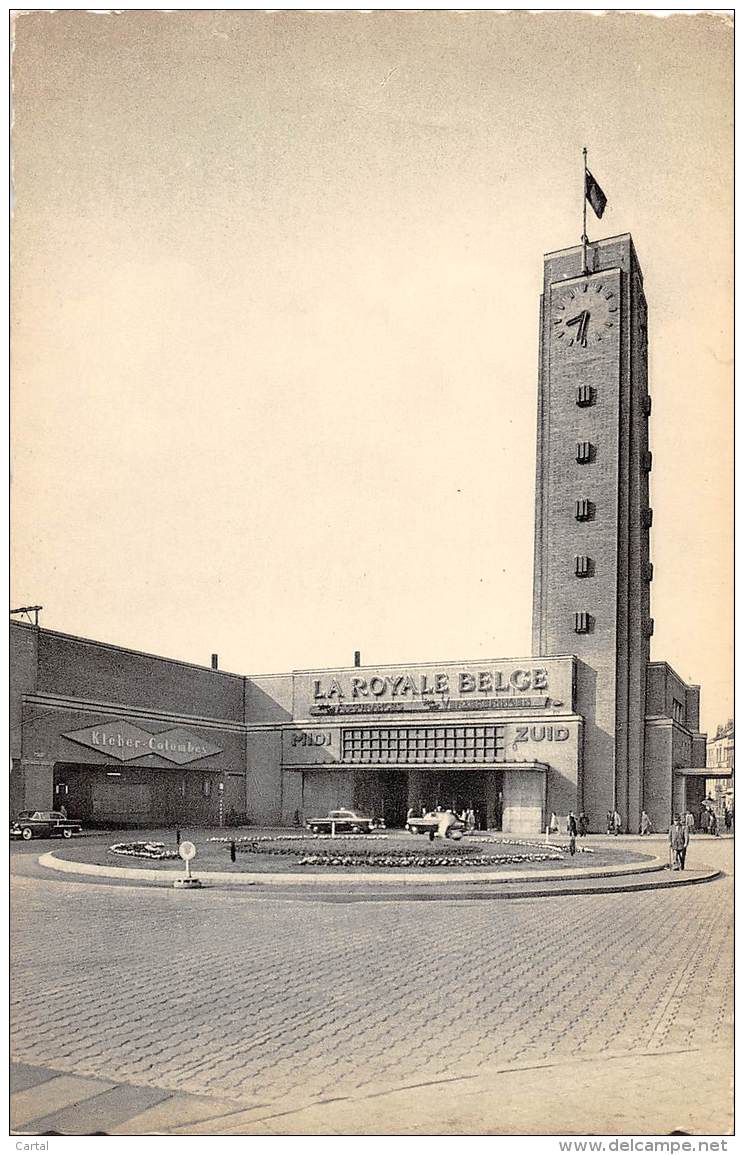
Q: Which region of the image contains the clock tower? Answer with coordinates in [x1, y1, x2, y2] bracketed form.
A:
[532, 234, 653, 831]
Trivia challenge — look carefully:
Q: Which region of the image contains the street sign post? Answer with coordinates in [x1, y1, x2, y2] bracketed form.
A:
[173, 840, 202, 889]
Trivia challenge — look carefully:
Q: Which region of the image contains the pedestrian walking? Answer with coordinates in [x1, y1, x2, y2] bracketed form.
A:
[606, 810, 614, 835]
[549, 812, 558, 834]
[567, 811, 578, 836]
[578, 813, 589, 837]
[684, 809, 695, 836]
[59, 803, 68, 819]
[668, 815, 689, 871]
[709, 809, 719, 837]
[699, 806, 709, 834]
[724, 806, 732, 832]
[612, 809, 622, 836]
[640, 810, 652, 836]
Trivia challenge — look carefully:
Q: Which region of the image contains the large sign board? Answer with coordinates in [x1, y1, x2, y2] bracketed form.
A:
[63, 720, 223, 765]
[294, 658, 574, 719]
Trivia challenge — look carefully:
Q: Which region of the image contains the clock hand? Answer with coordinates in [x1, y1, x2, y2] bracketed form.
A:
[566, 310, 590, 346]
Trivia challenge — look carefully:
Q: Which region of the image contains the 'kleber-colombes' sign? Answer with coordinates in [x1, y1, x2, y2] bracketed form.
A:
[63, 720, 222, 764]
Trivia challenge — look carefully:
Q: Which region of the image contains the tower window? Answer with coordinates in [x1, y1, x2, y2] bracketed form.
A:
[642, 451, 653, 472]
[575, 498, 595, 522]
[644, 618, 655, 637]
[576, 441, 594, 464]
[576, 385, 596, 407]
[642, 508, 654, 528]
[574, 555, 593, 578]
[644, 562, 654, 582]
[574, 611, 593, 635]
[672, 698, 683, 723]
[642, 395, 652, 416]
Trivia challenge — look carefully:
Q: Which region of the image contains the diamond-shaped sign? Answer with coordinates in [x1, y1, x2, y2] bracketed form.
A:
[63, 721, 222, 764]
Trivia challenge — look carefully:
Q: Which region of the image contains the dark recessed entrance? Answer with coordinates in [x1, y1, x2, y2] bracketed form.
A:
[412, 769, 503, 831]
[377, 773, 409, 828]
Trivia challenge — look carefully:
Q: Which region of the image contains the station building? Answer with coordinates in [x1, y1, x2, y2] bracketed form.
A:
[10, 233, 709, 833]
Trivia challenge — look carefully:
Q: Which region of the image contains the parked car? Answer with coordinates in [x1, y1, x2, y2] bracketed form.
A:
[10, 811, 83, 841]
[406, 810, 465, 838]
[305, 809, 379, 834]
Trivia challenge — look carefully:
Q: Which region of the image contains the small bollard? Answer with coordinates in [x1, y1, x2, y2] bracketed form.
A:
[545, 826, 550, 844]
[230, 840, 236, 863]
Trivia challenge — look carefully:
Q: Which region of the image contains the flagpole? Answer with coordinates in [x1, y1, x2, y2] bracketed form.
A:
[581, 146, 588, 275]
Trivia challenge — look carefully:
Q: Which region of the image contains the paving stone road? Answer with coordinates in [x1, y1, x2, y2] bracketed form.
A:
[9, 836, 733, 1136]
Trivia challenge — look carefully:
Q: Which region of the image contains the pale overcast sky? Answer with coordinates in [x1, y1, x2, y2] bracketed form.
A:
[11, 11, 732, 734]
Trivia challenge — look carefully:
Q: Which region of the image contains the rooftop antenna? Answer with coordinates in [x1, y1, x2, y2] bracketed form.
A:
[10, 605, 42, 627]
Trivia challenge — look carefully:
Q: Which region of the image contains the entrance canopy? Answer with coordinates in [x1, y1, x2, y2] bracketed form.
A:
[674, 767, 733, 778]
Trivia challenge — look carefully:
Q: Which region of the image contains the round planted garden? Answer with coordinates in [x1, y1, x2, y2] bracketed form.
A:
[99, 830, 617, 873]
[206, 832, 573, 868]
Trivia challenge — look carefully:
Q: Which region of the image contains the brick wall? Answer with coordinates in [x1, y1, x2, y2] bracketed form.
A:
[533, 236, 650, 829]
[10, 624, 38, 758]
[36, 629, 244, 721]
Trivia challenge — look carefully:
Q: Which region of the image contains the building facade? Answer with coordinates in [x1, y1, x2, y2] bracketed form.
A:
[10, 233, 709, 834]
[706, 720, 734, 819]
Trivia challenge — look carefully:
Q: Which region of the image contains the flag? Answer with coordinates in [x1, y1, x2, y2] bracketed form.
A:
[585, 168, 607, 219]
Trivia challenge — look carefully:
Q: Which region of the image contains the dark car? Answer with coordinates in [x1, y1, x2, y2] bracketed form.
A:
[305, 809, 379, 834]
[10, 811, 83, 841]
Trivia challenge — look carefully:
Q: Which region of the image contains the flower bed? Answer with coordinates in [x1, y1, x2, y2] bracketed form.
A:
[106, 834, 583, 869]
[297, 850, 565, 868]
[109, 841, 180, 861]
[207, 836, 565, 868]
[207, 833, 390, 844]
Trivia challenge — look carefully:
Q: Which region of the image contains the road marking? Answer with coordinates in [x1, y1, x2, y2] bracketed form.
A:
[11, 1074, 113, 1129]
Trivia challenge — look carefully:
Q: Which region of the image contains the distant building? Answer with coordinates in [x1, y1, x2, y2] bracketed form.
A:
[706, 720, 734, 818]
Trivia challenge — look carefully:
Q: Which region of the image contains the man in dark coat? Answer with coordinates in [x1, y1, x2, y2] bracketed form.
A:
[669, 815, 690, 871]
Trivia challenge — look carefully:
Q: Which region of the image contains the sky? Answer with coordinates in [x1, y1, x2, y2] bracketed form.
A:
[11, 11, 733, 736]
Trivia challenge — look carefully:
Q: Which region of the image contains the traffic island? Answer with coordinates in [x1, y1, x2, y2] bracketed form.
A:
[28, 828, 722, 899]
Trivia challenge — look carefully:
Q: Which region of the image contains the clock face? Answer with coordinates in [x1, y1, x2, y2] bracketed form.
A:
[552, 279, 619, 349]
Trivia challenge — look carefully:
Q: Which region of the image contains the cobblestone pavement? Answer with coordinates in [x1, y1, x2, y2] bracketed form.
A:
[10, 836, 733, 1135]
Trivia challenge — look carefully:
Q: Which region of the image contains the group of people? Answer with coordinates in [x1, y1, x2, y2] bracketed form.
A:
[605, 809, 624, 835]
[698, 805, 718, 836]
[408, 805, 478, 831]
[550, 811, 589, 838]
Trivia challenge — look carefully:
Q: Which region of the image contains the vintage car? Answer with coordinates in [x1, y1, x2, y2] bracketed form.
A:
[10, 810, 83, 841]
[406, 810, 466, 838]
[305, 809, 379, 834]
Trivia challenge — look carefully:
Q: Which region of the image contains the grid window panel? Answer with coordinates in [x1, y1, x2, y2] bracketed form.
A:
[342, 726, 506, 764]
